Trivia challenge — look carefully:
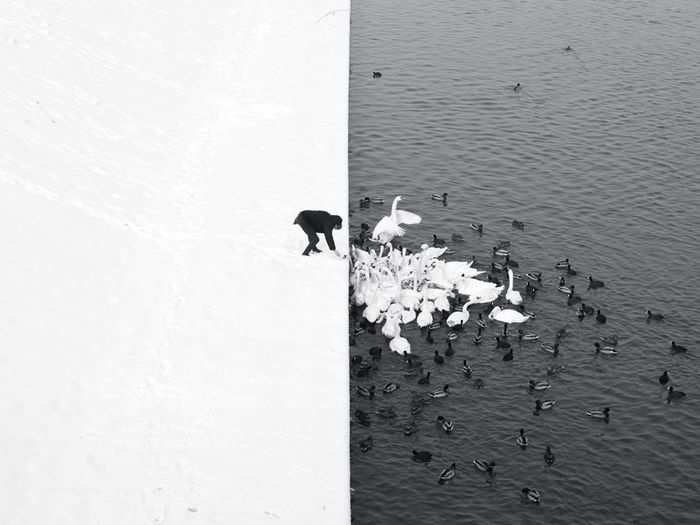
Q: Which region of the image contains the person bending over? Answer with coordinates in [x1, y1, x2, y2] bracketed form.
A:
[293, 210, 343, 256]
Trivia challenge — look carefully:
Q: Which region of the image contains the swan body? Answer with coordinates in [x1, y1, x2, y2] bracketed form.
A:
[389, 328, 411, 355]
[371, 196, 422, 243]
[505, 268, 523, 305]
[489, 306, 530, 324]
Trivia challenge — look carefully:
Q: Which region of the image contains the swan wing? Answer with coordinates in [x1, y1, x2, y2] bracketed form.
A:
[394, 209, 422, 226]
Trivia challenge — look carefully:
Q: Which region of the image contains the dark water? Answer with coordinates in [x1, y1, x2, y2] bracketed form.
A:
[348, 1, 700, 523]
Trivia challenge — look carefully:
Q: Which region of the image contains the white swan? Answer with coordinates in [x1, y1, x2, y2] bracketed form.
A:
[371, 196, 422, 244]
[488, 306, 530, 324]
[382, 313, 400, 339]
[389, 325, 411, 354]
[446, 303, 471, 328]
[505, 268, 523, 306]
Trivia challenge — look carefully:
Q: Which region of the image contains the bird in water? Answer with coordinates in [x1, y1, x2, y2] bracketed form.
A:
[372, 71, 382, 78]
[418, 371, 431, 385]
[438, 462, 457, 484]
[658, 370, 670, 385]
[544, 445, 555, 465]
[359, 436, 373, 452]
[462, 360, 472, 377]
[513, 83, 522, 92]
[596, 310, 607, 324]
[516, 428, 528, 448]
[512, 219, 525, 230]
[412, 450, 432, 463]
[647, 310, 664, 321]
[586, 407, 610, 421]
[426, 329, 435, 344]
[434, 350, 445, 364]
[667, 386, 686, 403]
[445, 339, 455, 356]
[473, 459, 496, 474]
[565, 45, 573, 51]
[521, 488, 541, 504]
[671, 341, 688, 354]
[428, 384, 450, 399]
[357, 385, 376, 399]
[588, 276, 605, 289]
[502, 348, 514, 361]
[437, 415, 454, 433]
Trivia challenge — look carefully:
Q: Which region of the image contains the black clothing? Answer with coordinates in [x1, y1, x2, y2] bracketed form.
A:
[294, 210, 342, 255]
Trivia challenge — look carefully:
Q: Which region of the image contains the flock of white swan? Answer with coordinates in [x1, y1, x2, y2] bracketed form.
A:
[351, 195, 530, 356]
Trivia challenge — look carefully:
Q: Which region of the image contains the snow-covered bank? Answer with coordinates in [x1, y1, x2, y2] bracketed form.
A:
[0, 1, 349, 523]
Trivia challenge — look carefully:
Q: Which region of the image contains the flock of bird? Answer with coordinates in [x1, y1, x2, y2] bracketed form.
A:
[348, 195, 690, 504]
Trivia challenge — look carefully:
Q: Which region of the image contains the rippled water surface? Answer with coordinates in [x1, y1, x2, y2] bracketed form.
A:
[349, 1, 700, 523]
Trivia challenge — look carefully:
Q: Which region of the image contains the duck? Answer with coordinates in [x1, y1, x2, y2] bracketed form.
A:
[429, 321, 442, 331]
[502, 348, 514, 361]
[521, 488, 541, 504]
[354, 409, 371, 426]
[594, 342, 617, 355]
[451, 233, 465, 242]
[671, 341, 688, 353]
[368, 346, 383, 358]
[359, 436, 373, 452]
[558, 285, 572, 294]
[383, 382, 400, 394]
[426, 329, 435, 344]
[565, 263, 577, 276]
[541, 343, 560, 356]
[357, 385, 376, 399]
[505, 268, 523, 305]
[526, 271, 542, 282]
[473, 459, 495, 473]
[518, 330, 540, 342]
[667, 386, 686, 403]
[516, 428, 528, 448]
[437, 415, 454, 433]
[447, 331, 458, 342]
[586, 407, 610, 420]
[493, 247, 510, 257]
[555, 258, 569, 269]
[544, 445, 555, 465]
[470, 223, 483, 233]
[432, 192, 449, 202]
[546, 365, 566, 376]
[438, 462, 456, 484]
[473, 378, 485, 389]
[353, 327, 365, 336]
[444, 340, 455, 357]
[372, 71, 382, 78]
[418, 371, 431, 385]
[600, 335, 618, 346]
[580, 303, 595, 315]
[432, 234, 446, 247]
[359, 196, 371, 207]
[476, 314, 488, 329]
[512, 219, 525, 230]
[588, 276, 605, 289]
[412, 450, 432, 462]
[529, 380, 551, 391]
[434, 350, 445, 364]
[534, 399, 556, 412]
[495, 336, 511, 349]
[472, 332, 484, 345]
[595, 310, 607, 324]
[658, 370, 670, 385]
[403, 422, 418, 436]
[428, 384, 450, 399]
[370, 198, 384, 204]
[462, 360, 472, 377]
[350, 355, 363, 365]
[567, 286, 582, 305]
[647, 310, 664, 321]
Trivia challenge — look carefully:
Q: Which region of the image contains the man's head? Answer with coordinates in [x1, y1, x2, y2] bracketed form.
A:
[332, 215, 343, 230]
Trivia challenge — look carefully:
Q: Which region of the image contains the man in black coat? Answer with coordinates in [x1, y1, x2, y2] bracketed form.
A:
[293, 210, 343, 256]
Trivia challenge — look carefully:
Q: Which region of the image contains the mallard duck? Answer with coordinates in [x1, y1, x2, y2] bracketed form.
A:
[372, 71, 382, 78]
[493, 247, 510, 257]
[473, 459, 495, 473]
[671, 341, 688, 353]
[462, 360, 472, 377]
[354, 409, 371, 426]
[555, 258, 569, 269]
[412, 450, 432, 462]
[521, 488, 541, 504]
[445, 340, 455, 356]
[667, 386, 686, 403]
[586, 407, 610, 420]
[359, 436, 373, 452]
[595, 310, 607, 324]
[502, 348, 514, 361]
[438, 462, 456, 484]
[518, 330, 539, 342]
[353, 327, 365, 336]
[544, 445, 555, 465]
[418, 371, 431, 385]
[429, 321, 442, 331]
[647, 310, 664, 321]
[470, 223, 483, 233]
[534, 399, 555, 412]
[368, 346, 383, 358]
[447, 331, 458, 342]
[588, 276, 605, 289]
[658, 370, 670, 385]
[434, 350, 445, 364]
[529, 380, 551, 391]
[383, 382, 399, 394]
[526, 272, 542, 282]
[541, 343, 560, 356]
[594, 342, 617, 355]
[429, 384, 450, 398]
[357, 385, 375, 399]
[437, 415, 454, 433]
[516, 428, 528, 448]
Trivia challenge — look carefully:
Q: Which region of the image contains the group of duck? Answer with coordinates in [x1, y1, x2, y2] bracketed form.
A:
[349, 195, 689, 503]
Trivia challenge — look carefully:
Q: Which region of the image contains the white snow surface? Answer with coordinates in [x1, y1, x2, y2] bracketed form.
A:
[0, 1, 350, 523]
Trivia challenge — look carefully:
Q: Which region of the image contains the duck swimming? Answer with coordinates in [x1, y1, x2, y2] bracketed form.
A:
[565, 263, 577, 276]
[555, 258, 569, 269]
[594, 342, 617, 355]
[658, 370, 670, 385]
[496, 336, 512, 349]
[647, 310, 664, 321]
[502, 348, 514, 361]
[521, 488, 541, 504]
[667, 386, 686, 403]
[541, 342, 560, 356]
[429, 384, 450, 399]
[383, 382, 399, 394]
[432, 234, 446, 247]
[580, 303, 595, 315]
[357, 385, 376, 399]
[359, 436, 373, 453]
[512, 219, 525, 230]
[462, 360, 472, 377]
[412, 450, 432, 463]
[445, 339, 455, 356]
[438, 462, 456, 484]
[544, 445, 555, 465]
[534, 399, 556, 413]
[434, 350, 444, 364]
[671, 341, 688, 353]
[567, 286, 582, 305]
[588, 276, 605, 289]
[529, 380, 551, 391]
[473, 459, 496, 473]
[526, 271, 542, 282]
[518, 330, 539, 342]
[470, 223, 483, 233]
[516, 428, 528, 448]
[437, 415, 454, 433]
[586, 407, 610, 420]
[418, 371, 431, 385]
[595, 310, 607, 324]
[372, 71, 382, 78]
